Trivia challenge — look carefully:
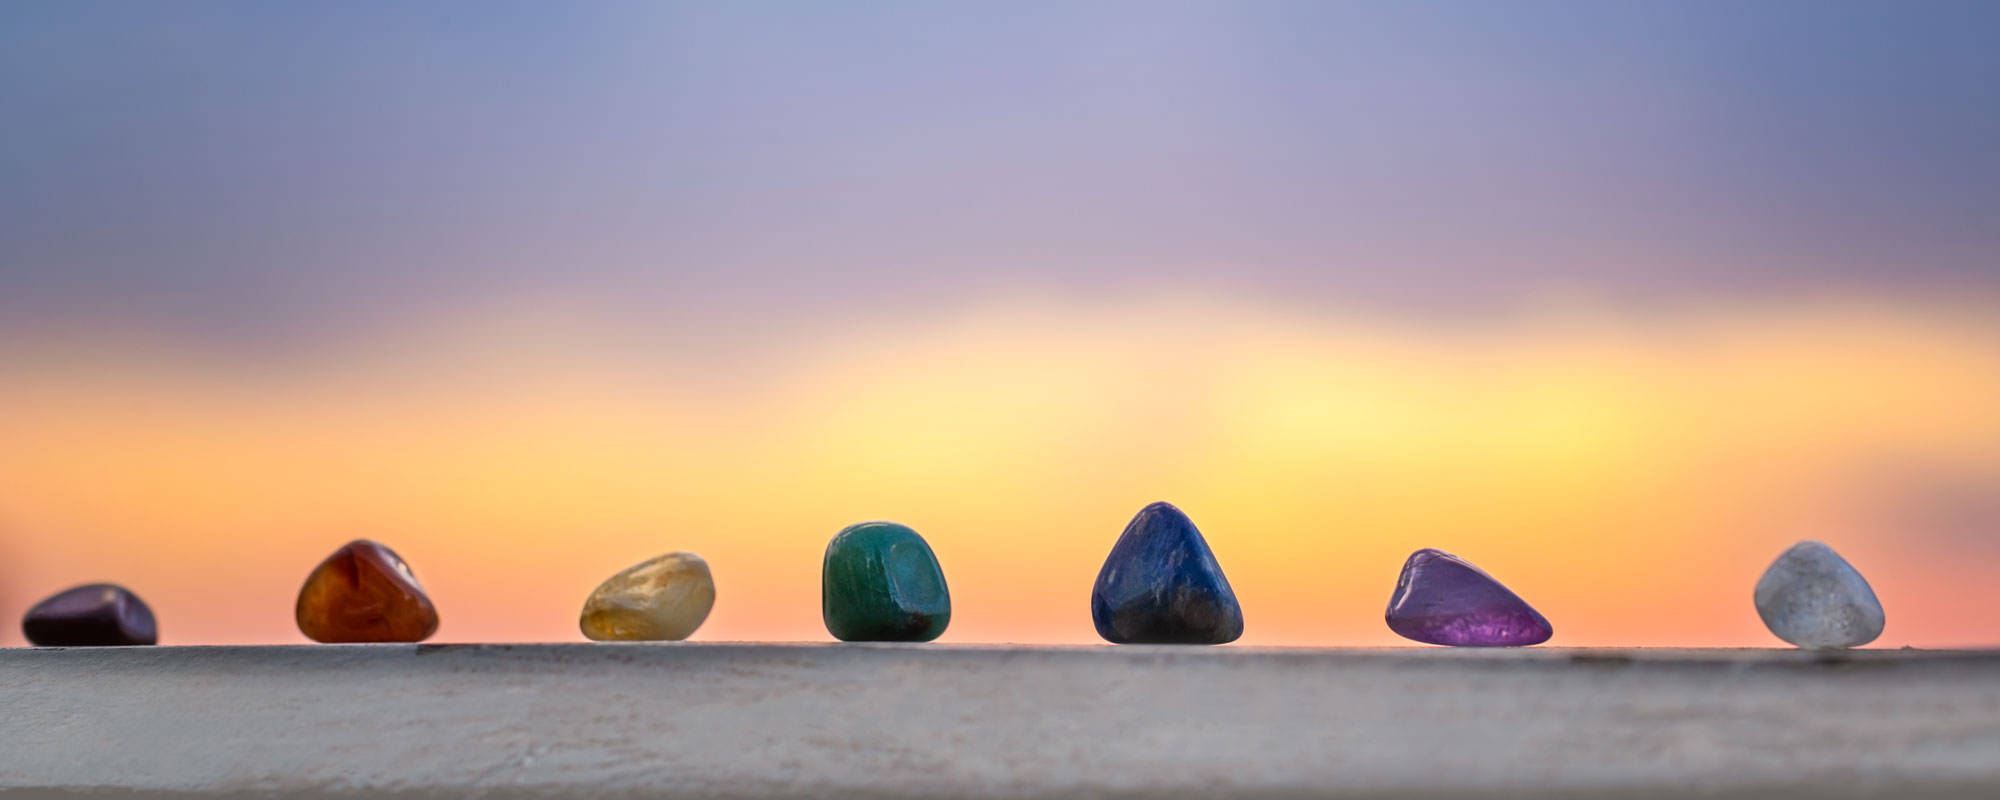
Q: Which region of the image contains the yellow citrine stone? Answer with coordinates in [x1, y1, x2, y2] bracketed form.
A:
[579, 551, 717, 641]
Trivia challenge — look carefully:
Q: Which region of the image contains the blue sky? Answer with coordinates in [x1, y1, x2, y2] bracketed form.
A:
[4, 1, 1997, 343]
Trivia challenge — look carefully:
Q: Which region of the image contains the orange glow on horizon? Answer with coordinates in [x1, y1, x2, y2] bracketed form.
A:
[2, 295, 1998, 648]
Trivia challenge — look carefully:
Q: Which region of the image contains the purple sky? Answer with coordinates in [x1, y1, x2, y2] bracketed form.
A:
[4, 1, 1998, 346]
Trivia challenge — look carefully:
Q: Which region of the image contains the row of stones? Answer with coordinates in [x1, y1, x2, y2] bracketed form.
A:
[17, 502, 1884, 650]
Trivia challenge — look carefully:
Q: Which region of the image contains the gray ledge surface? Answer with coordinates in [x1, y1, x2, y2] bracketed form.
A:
[3, 644, 1998, 799]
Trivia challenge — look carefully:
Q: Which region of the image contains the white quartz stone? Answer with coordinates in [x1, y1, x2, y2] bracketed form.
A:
[1754, 540, 1885, 649]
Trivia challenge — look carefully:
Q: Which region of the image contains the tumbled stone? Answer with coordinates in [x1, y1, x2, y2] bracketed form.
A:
[295, 539, 439, 643]
[580, 551, 716, 641]
[1386, 548, 1552, 647]
[1754, 540, 1884, 649]
[1091, 502, 1243, 645]
[22, 583, 158, 646]
[822, 521, 950, 642]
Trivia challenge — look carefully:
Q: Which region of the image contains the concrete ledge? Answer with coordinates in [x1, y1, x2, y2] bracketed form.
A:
[3, 644, 1999, 799]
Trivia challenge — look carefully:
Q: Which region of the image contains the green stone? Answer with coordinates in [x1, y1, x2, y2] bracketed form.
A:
[821, 521, 951, 642]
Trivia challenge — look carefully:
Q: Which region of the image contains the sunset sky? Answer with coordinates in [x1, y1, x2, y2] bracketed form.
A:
[4, 2, 1999, 647]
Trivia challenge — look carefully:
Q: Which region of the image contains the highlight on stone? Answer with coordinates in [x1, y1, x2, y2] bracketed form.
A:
[822, 521, 951, 642]
[1385, 548, 1552, 647]
[1091, 501, 1243, 645]
[1754, 540, 1885, 649]
[21, 583, 158, 647]
[580, 551, 716, 641]
[295, 539, 441, 644]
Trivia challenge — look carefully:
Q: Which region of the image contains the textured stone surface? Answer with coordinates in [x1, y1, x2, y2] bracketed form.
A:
[1386, 548, 1552, 646]
[579, 551, 716, 641]
[5, 645, 2000, 799]
[295, 539, 439, 643]
[21, 583, 158, 646]
[1755, 540, 1885, 649]
[822, 521, 950, 642]
[1091, 502, 1243, 644]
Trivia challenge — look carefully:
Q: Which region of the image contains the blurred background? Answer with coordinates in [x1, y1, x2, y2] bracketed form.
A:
[3, 1, 1998, 647]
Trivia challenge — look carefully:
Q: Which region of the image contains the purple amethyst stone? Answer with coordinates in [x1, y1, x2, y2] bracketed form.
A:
[21, 583, 158, 646]
[1385, 548, 1551, 647]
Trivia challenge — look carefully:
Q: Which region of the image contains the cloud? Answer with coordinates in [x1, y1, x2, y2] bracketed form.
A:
[1848, 462, 2000, 555]
[4, 3, 2000, 345]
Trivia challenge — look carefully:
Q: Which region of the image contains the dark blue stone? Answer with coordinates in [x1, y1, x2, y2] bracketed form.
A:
[1091, 502, 1243, 644]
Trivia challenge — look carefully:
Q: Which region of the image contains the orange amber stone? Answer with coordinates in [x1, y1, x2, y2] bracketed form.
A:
[295, 539, 440, 643]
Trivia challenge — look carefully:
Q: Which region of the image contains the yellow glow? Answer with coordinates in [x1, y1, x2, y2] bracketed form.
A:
[2, 296, 1998, 647]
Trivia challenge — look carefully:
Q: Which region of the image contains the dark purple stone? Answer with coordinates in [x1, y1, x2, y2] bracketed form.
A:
[21, 583, 158, 646]
[1385, 549, 1551, 647]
